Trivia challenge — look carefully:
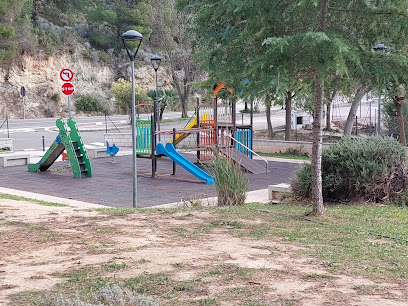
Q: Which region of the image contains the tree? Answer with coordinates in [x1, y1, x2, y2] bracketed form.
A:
[0, 0, 35, 63]
[86, 0, 152, 51]
[150, 0, 201, 118]
[178, 0, 408, 215]
[111, 78, 151, 115]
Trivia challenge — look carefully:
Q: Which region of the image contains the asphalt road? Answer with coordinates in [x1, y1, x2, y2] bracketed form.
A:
[1, 99, 378, 151]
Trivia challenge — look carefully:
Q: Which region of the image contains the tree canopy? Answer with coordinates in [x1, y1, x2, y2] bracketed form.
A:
[177, 0, 408, 214]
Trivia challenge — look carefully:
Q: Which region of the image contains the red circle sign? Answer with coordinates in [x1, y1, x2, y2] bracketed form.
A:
[60, 69, 73, 82]
[61, 82, 74, 95]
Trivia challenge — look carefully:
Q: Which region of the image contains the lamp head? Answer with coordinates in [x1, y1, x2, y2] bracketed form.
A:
[121, 30, 143, 61]
[150, 55, 162, 71]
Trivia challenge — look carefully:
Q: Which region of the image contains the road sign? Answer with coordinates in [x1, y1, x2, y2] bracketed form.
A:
[61, 82, 74, 95]
[20, 86, 26, 97]
[60, 69, 73, 82]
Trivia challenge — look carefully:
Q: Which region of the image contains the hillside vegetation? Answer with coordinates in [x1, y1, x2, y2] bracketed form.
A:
[0, 0, 153, 62]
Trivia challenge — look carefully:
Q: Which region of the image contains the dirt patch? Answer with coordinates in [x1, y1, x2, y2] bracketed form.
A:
[0, 199, 407, 305]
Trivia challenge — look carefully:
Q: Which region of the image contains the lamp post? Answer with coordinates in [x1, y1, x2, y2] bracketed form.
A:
[151, 55, 162, 141]
[121, 30, 143, 208]
[373, 43, 388, 135]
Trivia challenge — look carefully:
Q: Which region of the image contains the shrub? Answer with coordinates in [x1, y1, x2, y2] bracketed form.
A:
[111, 78, 151, 115]
[212, 154, 249, 206]
[291, 137, 408, 203]
[51, 93, 60, 103]
[98, 50, 112, 64]
[81, 49, 94, 61]
[75, 95, 104, 114]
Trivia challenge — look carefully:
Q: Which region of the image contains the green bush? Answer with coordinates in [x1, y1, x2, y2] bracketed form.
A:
[75, 95, 104, 113]
[81, 49, 94, 61]
[292, 137, 408, 203]
[212, 154, 249, 206]
[111, 78, 151, 115]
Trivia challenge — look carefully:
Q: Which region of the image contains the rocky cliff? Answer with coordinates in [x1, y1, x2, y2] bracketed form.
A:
[0, 47, 173, 119]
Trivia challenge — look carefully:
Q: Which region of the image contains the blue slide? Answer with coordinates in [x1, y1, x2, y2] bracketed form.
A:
[156, 143, 214, 184]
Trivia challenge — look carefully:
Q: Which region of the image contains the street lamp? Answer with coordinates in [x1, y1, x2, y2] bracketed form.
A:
[373, 43, 388, 135]
[151, 55, 162, 141]
[121, 30, 143, 208]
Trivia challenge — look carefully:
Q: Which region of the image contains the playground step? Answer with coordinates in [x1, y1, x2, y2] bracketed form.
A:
[221, 147, 267, 174]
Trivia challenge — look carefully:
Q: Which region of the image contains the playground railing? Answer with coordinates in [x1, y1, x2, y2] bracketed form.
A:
[225, 134, 268, 173]
[0, 115, 10, 138]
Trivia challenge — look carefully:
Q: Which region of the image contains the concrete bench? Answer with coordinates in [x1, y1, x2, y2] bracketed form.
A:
[0, 154, 31, 167]
[268, 183, 292, 202]
[86, 146, 107, 159]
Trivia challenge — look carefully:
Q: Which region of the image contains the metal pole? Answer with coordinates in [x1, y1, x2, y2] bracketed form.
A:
[377, 94, 381, 135]
[151, 115, 156, 178]
[6, 114, 9, 138]
[155, 69, 160, 141]
[369, 100, 372, 135]
[67, 95, 71, 118]
[42, 136, 45, 151]
[196, 98, 200, 162]
[22, 97, 25, 119]
[359, 99, 361, 119]
[105, 110, 108, 134]
[295, 117, 297, 141]
[172, 128, 176, 175]
[131, 60, 138, 208]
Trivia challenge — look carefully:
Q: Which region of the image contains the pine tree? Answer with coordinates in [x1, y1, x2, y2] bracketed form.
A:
[177, 0, 408, 215]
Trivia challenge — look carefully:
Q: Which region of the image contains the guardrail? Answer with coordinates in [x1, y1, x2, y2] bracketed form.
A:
[225, 134, 268, 173]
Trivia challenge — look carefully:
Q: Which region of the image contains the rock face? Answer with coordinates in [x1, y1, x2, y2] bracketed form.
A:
[0, 50, 172, 119]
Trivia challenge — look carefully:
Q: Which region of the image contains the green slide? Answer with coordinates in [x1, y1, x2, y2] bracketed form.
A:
[28, 118, 92, 178]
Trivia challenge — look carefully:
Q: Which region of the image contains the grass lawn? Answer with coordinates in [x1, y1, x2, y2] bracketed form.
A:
[4, 201, 407, 305]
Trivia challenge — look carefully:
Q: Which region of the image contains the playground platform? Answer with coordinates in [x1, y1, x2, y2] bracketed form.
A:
[0, 153, 301, 208]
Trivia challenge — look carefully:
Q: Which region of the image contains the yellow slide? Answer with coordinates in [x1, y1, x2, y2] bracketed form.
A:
[170, 117, 197, 145]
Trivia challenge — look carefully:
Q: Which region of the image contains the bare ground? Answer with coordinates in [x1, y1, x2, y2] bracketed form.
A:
[0, 199, 407, 305]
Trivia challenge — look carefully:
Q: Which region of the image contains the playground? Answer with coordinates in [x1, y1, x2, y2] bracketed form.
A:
[1, 151, 299, 208]
[4, 83, 301, 207]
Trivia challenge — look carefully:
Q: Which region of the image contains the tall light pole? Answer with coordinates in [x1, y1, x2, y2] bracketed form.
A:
[373, 43, 388, 135]
[121, 30, 143, 208]
[151, 55, 162, 141]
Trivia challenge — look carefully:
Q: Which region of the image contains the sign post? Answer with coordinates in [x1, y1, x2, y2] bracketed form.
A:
[60, 69, 74, 118]
[61, 82, 74, 117]
[20, 86, 26, 119]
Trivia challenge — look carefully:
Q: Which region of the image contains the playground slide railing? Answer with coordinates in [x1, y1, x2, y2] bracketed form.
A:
[225, 134, 268, 173]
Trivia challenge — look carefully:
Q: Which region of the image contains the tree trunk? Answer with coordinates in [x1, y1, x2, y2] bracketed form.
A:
[312, 74, 325, 216]
[266, 103, 273, 139]
[344, 85, 368, 136]
[181, 84, 190, 118]
[393, 96, 406, 146]
[285, 91, 292, 141]
[326, 101, 331, 130]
